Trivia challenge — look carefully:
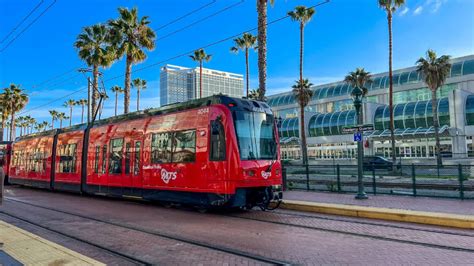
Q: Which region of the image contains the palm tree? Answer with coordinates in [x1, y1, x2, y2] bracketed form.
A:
[110, 86, 124, 116]
[230, 33, 258, 97]
[4, 84, 28, 140]
[108, 7, 156, 114]
[190, 49, 212, 99]
[49, 110, 58, 129]
[288, 6, 316, 100]
[416, 50, 451, 166]
[76, 99, 88, 124]
[131, 78, 147, 111]
[378, 0, 405, 164]
[292, 79, 313, 165]
[64, 99, 76, 127]
[248, 89, 266, 101]
[74, 23, 116, 115]
[257, 0, 275, 101]
[26, 116, 36, 134]
[344, 68, 373, 120]
[0, 92, 10, 141]
[35, 121, 49, 132]
[57, 112, 68, 129]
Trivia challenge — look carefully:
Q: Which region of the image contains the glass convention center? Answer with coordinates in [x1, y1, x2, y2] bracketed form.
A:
[267, 54, 474, 160]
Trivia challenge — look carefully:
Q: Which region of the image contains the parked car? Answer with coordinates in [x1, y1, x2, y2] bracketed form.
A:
[363, 156, 393, 171]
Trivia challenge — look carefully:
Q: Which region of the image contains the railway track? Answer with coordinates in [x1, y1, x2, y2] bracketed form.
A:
[4, 197, 291, 266]
[269, 210, 474, 237]
[0, 211, 152, 266]
[226, 210, 474, 254]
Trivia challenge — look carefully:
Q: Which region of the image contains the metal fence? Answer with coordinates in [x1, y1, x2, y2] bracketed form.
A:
[282, 164, 473, 199]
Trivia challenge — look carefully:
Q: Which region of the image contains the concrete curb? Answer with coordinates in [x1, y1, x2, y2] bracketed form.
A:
[0, 220, 105, 265]
[279, 200, 474, 229]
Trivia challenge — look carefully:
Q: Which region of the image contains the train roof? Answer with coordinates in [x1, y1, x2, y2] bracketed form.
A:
[15, 95, 272, 142]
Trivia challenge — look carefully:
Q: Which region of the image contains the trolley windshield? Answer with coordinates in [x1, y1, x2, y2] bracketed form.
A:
[233, 111, 277, 160]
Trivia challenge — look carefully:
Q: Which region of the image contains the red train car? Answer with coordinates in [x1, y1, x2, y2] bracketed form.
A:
[9, 96, 282, 209]
[0, 141, 12, 184]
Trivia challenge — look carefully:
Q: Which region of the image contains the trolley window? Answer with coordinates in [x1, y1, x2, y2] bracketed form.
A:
[233, 111, 277, 160]
[125, 142, 131, 174]
[172, 130, 196, 163]
[151, 133, 171, 164]
[210, 120, 226, 161]
[101, 145, 107, 173]
[58, 144, 77, 173]
[134, 141, 141, 175]
[109, 138, 123, 174]
[94, 146, 100, 173]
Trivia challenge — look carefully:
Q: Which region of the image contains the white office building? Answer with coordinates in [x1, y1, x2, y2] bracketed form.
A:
[160, 64, 243, 106]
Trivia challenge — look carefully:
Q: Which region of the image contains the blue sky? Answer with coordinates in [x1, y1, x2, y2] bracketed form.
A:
[0, 0, 473, 126]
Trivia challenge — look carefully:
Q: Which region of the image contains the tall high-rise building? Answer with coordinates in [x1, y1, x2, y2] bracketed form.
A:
[160, 64, 243, 106]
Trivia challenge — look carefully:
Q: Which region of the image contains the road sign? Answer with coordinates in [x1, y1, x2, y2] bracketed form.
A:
[342, 124, 375, 134]
[353, 132, 362, 142]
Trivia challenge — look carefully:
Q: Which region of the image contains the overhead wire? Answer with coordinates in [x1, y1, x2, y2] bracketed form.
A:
[19, 1, 330, 116]
[156, 0, 244, 42]
[28, 1, 219, 90]
[155, 0, 217, 31]
[0, 0, 57, 53]
[0, 0, 44, 44]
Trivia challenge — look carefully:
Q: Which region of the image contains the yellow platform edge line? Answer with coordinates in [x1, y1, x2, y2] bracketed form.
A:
[278, 200, 474, 229]
[0, 220, 106, 265]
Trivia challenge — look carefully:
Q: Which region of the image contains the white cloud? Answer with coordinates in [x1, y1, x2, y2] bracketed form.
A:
[428, 0, 446, 13]
[399, 7, 410, 16]
[413, 6, 423, 15]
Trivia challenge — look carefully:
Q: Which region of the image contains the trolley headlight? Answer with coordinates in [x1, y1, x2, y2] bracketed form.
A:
[246, 170, 256, 177]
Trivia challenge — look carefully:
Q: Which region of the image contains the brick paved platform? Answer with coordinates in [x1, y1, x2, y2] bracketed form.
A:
[0, 220, 104, 265]
[283, 191, 474, 215]
[281, 191, 474, 228]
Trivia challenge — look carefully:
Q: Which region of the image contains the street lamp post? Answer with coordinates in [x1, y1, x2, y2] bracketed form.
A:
[352, 86, 368, 200]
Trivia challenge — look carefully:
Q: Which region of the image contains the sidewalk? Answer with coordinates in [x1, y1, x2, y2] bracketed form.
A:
[280, 191, 474, 229]
[0, 220, 104, 265]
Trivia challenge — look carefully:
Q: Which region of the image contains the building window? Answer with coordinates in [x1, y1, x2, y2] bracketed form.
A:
[109, 138, 123, 174]
[58, 144, 77, 173]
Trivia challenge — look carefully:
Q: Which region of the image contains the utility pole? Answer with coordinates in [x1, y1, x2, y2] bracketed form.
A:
[87, 77, 91, 124]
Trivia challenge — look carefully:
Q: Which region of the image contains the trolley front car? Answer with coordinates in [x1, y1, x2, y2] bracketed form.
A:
[9, 96, 282, 209]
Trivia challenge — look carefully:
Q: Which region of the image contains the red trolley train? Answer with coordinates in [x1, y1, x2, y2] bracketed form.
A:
[9, 96, 282, 209]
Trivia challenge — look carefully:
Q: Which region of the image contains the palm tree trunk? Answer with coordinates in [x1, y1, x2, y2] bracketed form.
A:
[115, 92, 118, 116]
[300, 105, 308, 164]
[257, 0, 267, 100]
[9, 110, 15, 141]
[300, 23, 304, 85]
[137, 89, 140, 111]
[92, 65, 99, 117]
[124, 55, 132, 114]
[81, 105, 84, 123]
[431, 89, 442, 166]
[51, 118, 54, 129]
[69, 107, 73, 127]
[200, 62, 203, 98]
[387, 12, 397, 165]
[245, 48, 249, 98]
[0, 117, 4, 141]
[60, 120, 63, 129]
